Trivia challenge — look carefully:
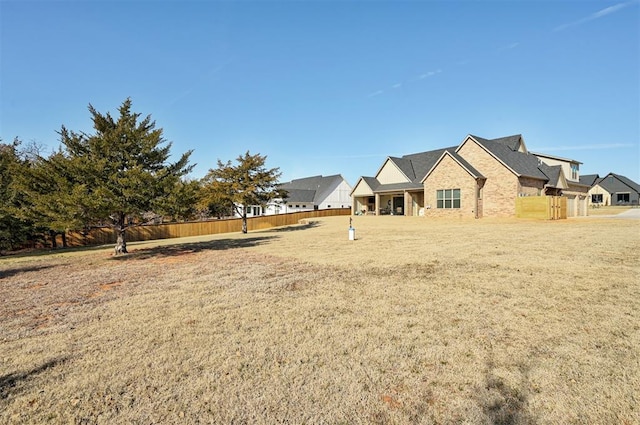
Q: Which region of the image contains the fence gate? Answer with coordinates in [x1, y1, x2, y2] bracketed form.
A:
[547, 196, 567, 220]
[516, 196, 567, 219]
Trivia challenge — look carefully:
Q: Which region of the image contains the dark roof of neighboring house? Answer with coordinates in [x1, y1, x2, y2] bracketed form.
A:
[579, 174, 600, 187]
[612, 173, 640, 193]
[283, 189, 316, 203]
[597, 173, 640, 194]
[279, 174, 349, 203]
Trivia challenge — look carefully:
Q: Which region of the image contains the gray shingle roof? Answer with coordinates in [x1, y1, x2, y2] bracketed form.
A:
[388, 156, 416, 181]
[597, 173, 640, 194]
[282, 189, 316, 203]
[357, 134, 591, 195]
[470, 135, 549, 180]
[365, 145, 486, 192]
[579, 174, 600, 187]
[361, 176, 380, 191]
[538, 163, 563, 188]
[279, 174, 349, 203]
[447, 151, 485, 179]
[314, 174, 345, 202]
[490, 134, 523, 151]
[395, 146, 458, 183]
[612, 173, 640, 193]
[375, 182, 424, 192]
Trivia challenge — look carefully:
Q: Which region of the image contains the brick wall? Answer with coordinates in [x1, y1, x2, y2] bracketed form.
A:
[518, 177, 545, 196]
[423, 154, 478, 218]
[457, 140, 518, 217]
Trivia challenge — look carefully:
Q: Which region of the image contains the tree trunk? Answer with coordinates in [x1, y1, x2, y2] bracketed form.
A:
[61, 232, 68, 248]
[49, 230, 58, 249]
[114, 213, 128, 254]
[115, 228, 127, 254]
[242, 213, 248, 234]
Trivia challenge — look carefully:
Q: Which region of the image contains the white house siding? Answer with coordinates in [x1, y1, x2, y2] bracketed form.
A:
[318, 180, 352, 209]
[534, 155, 580, 183]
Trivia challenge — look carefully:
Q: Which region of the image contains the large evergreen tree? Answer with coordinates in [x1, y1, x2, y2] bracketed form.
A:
[53, 98, 194, 253]
[0, 139, 39, 253]
[201, 151, 282, 233]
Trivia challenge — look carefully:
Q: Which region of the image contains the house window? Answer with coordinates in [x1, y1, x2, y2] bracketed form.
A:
[592, 194, 603, 204]
[571, 163, 579, 180]
[437, 189, 461, 209]
[617, 193, 630, 204]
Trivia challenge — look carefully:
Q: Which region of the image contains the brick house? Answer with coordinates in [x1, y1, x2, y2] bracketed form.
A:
[351, 134, 589, 218]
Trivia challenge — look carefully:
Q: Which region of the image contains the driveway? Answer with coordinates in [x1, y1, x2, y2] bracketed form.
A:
[587, 209, 640, 219]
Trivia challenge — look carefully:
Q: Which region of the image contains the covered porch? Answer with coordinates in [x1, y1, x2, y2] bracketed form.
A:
[353, 190, 425, 216]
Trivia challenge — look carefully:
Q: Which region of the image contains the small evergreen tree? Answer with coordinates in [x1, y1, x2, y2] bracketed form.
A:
[201, 152, 282, 233]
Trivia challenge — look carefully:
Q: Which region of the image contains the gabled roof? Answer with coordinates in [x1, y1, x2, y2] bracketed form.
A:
[362, 176, 380, 191]
[597, 173, 640, 194]
[579, 174, 600, 187]
[396, 146, 458, 184]
[366, 146, 460, 192]
[466, 135, 549, 180]
[279, 174, 350, 203]
[539, 163, 567, 189]
[491, 134, 525, 152]
[282, 189, 316, 203]
[422, 150, 485, 182]
[353, 133, 590, 196]
[349, 176, 375, 197]
[612, 173, 640, 193]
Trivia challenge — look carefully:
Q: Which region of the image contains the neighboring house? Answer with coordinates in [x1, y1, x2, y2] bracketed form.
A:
[238, 174, 352, 217]
[351, 134, 590, 218]
[581, 173, 640, 206]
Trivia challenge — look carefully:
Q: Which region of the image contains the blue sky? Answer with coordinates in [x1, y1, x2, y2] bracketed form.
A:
[1, 0, 639, 186]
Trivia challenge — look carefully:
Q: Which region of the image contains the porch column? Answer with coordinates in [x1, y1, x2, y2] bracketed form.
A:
[404, 191, 412, 216]
[375, 193, 380, 216]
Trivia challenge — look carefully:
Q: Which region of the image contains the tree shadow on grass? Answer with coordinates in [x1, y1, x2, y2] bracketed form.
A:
[110, 235, 278, 261]
[0, 264, 56, 280]
[260, 221, 321, 233]
[477, 360, 537, 425]
[0, 356, 70, 400]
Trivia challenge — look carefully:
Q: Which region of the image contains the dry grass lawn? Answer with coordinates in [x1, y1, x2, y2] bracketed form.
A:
[1, 214, 639, 424]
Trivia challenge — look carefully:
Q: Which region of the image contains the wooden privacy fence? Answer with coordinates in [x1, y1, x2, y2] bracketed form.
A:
[515, 196, 567, 220]
[65, 208, 351, 247]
